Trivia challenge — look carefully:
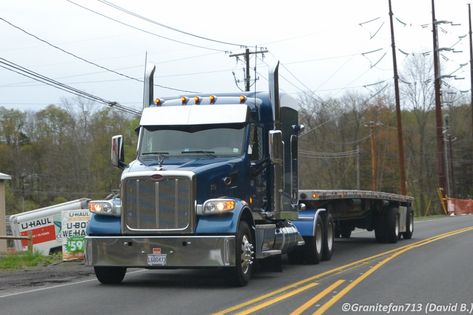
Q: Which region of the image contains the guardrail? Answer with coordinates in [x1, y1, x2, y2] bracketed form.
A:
[0, 231, 33, 253]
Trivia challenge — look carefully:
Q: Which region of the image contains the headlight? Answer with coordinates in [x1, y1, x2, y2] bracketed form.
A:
[88, 199, 121, 217]
[198, 199, 236, 215]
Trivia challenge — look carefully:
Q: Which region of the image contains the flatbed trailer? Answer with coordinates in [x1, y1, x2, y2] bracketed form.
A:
[300, 189, 414, 242]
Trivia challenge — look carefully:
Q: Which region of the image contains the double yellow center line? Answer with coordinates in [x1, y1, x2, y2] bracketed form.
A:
[214, 226, 473, 315]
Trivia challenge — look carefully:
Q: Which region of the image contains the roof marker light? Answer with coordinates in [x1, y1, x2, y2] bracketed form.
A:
[180, 96, 188, 105]
[239, 95, 247, 103]
[209, 95, 216, 104]
[193, 96, 201, 104]
[154, 98, 162, 106]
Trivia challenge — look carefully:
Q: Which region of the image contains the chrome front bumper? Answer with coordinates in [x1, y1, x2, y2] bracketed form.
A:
[85, 235, 236, 268]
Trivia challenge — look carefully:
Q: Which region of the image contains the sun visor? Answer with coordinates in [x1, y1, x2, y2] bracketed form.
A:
[140, 104, 248, 126]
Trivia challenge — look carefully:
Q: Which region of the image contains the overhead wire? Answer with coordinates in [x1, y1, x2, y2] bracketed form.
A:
[96, 0, 247, 48]
[1, 52, 223, 88]
[0, 56, 141, 116]
[0, 16, 198, 93]
[64, 0, 229, 53]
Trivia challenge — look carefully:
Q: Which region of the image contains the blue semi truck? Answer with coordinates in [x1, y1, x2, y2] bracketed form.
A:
[85, 63, 414, 286]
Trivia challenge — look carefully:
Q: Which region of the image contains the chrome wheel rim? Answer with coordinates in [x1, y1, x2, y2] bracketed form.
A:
[327, 222, 334, 251]
[409, 213, 414, 233]
[315, 225, 322, 254]
[241, 235, 253, 274]
[395, 216, 399, 236]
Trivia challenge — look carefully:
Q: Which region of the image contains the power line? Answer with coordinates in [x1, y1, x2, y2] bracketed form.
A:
[65, 0, 229, 53]
[97, 0, 247, 48]
[0, 16, 198, 93]
[0, 68, 235, 88]
[1, 52, 222, 88]
[0, 56, 141, 116]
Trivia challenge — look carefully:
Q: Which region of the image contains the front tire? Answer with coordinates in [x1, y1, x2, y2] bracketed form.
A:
[228, 221, 254, 286]
[322, 213, 335, 261]
[94, 266, 126, 284]
[303, 214, 323, 264]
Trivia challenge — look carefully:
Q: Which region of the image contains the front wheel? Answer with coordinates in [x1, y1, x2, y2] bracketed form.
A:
[322, 213, 335, 261]
[227, 221, 254, 286]
[94, 266, 126, 284]
[303, 214, 323, 264]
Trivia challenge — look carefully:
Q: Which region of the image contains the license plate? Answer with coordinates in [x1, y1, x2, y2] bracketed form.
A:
[147, 254, 167, 266]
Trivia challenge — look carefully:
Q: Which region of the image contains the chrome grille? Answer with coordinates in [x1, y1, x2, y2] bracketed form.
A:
[122, 175, 194, 233]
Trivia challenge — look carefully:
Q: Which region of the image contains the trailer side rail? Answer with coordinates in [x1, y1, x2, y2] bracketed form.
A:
[299, 189, 414, 203]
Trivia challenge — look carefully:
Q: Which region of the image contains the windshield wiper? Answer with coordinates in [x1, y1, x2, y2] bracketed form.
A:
[142, 151, 169, 155]
[181, 150, 216, 157]
[141, 151, 169, 167]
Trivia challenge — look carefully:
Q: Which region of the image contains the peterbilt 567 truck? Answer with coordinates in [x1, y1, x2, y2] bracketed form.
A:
[85, 63, 414, 286]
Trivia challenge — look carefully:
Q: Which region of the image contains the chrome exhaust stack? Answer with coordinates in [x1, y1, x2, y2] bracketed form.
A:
[143, 64, 156, 108]
[268, 61, 281, 130]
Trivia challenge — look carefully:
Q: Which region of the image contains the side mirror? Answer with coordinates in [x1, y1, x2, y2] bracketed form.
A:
[111, 135, 126, 169]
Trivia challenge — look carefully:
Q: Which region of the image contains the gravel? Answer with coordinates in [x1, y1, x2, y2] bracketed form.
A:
[0, 260, 95, 295]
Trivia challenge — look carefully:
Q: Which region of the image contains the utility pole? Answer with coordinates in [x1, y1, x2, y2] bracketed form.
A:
[356, 144, 360, 190]
[444, 114, 456, 197]
[365, 121, 383, 191]
[448, 133, 455, 196]
[443, 114, 451, 197]
[230, 48, 268, 91]
[469, 4, 473, 160]
[431, 0, 448, 199]
[388, 0, 407, 195]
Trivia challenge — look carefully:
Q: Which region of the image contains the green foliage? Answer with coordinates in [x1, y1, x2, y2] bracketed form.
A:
[0, 102, 137, 214]
[0, 251, 62, 269]
[23, 199, 39, 212]
[52, 196, 68, 205]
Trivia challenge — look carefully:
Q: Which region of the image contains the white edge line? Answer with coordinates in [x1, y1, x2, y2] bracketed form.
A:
[0, 270, 145, 299]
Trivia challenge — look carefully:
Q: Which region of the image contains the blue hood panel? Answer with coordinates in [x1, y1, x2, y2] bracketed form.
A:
[124, 156, 250, 204]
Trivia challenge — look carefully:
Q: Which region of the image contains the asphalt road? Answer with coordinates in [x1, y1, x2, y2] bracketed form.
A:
[1, 215, 472, 315]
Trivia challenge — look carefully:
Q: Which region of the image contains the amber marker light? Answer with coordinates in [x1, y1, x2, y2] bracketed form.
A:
[239, 95, 247, 103]
[193, 96, 201, 104]
[154, 98, 162, 106]
[180, 96, 188, 105]
[209, 95, 216, 104]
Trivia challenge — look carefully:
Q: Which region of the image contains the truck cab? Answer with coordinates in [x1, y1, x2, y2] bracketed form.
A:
[85, 64, 334, 286]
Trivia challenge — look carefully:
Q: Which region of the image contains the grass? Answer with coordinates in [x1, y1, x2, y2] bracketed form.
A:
[0, 251, 63, 270]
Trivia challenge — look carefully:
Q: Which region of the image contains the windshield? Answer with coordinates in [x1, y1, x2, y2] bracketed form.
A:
[139, 124, 247, 160]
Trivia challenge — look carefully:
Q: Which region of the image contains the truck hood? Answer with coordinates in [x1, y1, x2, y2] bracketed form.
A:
[121, 156, 247, 203]
[122, 156, 243, 176]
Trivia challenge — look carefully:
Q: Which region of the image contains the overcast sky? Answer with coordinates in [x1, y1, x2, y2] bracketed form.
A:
[0, 0, 471, 113]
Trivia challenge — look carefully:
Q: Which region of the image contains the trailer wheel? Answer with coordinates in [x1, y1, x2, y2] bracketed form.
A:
[94, 266, 126, 284]
[227, 221, 254, 286]
[385, 207, 400, 243]
[374, 214, 386, 243]
[402, 209, 414, 239]
[322, 213, 334, 261]
[303, 215, 323, 264]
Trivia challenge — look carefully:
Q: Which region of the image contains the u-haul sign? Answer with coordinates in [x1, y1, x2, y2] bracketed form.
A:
[9, 199, 90, 255]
